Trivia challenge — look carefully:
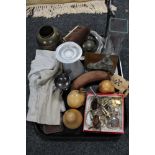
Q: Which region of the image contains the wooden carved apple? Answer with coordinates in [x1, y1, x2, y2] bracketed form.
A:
[99, 80, 115, 93]
[63, 109, 83, 129]
[67, 90, 86, 108]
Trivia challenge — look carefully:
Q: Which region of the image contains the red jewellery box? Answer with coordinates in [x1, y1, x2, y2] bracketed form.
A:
[83, 93, 124, 134]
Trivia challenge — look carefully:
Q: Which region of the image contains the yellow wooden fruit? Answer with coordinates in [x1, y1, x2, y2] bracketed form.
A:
[99, 80, 115, 93]
[63, 109, 83, 129]
[67, 90, 85, 108]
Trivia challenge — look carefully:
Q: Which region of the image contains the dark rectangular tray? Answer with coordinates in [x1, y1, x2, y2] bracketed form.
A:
[34, 58, 127, 141]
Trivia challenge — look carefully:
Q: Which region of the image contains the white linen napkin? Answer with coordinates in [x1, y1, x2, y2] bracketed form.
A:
[27, 49, 65, 125]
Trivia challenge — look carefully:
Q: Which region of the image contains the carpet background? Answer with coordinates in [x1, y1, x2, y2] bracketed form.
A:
[26, 0, 129, 154]
[27, 0, 93, 5]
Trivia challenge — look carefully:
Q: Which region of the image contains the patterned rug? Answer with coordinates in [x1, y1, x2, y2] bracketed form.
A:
[27, 0, 94, 5]
[26, 0, 117, 18]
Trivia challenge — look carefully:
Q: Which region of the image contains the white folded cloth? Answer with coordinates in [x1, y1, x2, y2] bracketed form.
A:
[27, 49, 65, 125]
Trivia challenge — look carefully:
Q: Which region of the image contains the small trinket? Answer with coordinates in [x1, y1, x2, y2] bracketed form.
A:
[54, 73, 71, 90]
[101, 107, 111, 118]
[112, 98, 122, 107]
[99, 115, 106, 127]
[91, 98, 98, 110]
[114, 108, 120, 117]
[93, 115, 101, 129]
[107, 116, 120, 128]
[82, 30, 105, 53]
[93, 108, 103, 116]
[115, 99, 121, 105]
[111, 75, 129, 96]
[82, 40, 97, 52]
[99, 97, 109, 107]
[85, 111, 93, 127]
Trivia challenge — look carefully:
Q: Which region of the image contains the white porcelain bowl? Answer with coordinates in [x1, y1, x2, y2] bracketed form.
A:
[56, 42, 82, 64]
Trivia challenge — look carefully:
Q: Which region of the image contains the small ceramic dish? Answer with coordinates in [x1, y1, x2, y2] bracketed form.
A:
[56, 42, 82, 64]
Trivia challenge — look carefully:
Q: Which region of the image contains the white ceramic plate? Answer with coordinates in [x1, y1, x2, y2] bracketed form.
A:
[56, 42, 82, 64]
